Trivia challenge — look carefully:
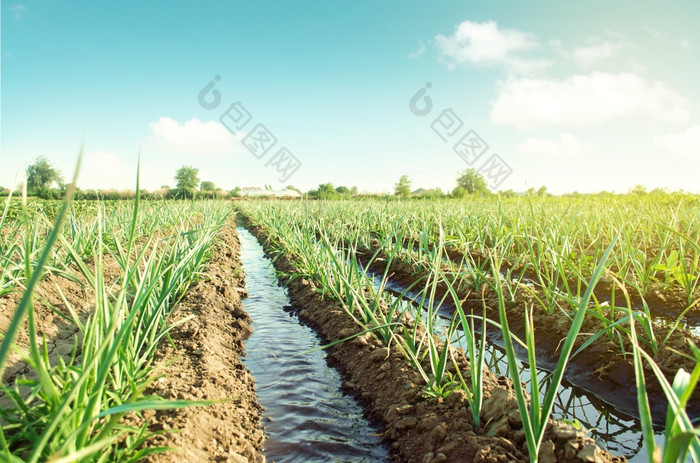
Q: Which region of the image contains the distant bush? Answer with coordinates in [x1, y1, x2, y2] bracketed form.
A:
[35, 187, 63, 200]
[413, 188, 446, 200]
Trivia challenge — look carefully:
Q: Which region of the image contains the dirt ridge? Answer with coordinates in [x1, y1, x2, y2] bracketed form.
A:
[142, 224, 265, 462]
[354, 242, 699, 422]
[241, 215, 624, 463]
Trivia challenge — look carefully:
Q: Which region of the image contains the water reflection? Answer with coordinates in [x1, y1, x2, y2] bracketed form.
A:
[369, 271, 651, 460]
[239, 228, 389, 463]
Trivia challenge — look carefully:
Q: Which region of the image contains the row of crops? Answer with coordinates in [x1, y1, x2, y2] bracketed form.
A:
[252, 198, 700, 362]
[0, 193, 230, 461]
[236, 197, 700, 462]
[2, 191, 698, 462]
[298, 196, 700, 308]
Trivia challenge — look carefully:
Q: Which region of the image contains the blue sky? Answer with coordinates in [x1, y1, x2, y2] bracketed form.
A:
[1, 1, 699, 194]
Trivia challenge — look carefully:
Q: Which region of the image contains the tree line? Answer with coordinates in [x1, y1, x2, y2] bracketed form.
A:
[1, 157, 693, 200]
[2, 159, 226, 200]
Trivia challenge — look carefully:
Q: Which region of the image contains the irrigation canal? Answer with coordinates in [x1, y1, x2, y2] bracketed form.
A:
[237, 226, 664, 461]
[238, 227, 389, 463]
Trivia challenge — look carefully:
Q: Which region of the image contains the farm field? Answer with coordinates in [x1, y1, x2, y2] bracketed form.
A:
[235, 196, 700, 462]
[0, 197, 264, 462]
[1, 194, 699, 462]
[5, 1, 700, 462]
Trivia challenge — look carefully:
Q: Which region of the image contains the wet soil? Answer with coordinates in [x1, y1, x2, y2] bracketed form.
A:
[238, 227, 389, 462]
[354, 243, 700, 424]
[374, 274, 648, 459]
[240, 216, 625, 463]
[435, 241, 699, 329]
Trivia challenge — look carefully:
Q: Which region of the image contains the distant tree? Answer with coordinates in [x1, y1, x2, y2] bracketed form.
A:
[414, 188, 445, 200]
[175, 166, 200, 192]
[455, 169, 488, 195]
[230, 186, 242, 197]
[629, 184, 647, 195]
[160, 185, 170, 189]
[198, 181, 217, 199]
[394, 175, 411, 197]
[536, 186, 548, 197]
[26, 157, 63, 191]
[307, 183, 358, 199]
[316, 183, 337, 200]
[499, 189, 518, 198]
[452, 187, 467, 198]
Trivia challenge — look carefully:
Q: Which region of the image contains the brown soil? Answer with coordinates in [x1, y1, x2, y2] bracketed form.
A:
[437, 241, 699, 327]
[355, 243, 700, 422]
[0, 250, 169, 389]
[141, 224, 265, 462]
[1, 224, 266, 462]
[0, 263, 102, 392]
[241, 217, 625, 463]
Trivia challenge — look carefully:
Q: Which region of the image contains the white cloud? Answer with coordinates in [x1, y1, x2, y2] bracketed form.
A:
[679, 39, 692, 50]
[408, 40, 426, 59]
[551, 34, 630, 69]
[79, 151, 128, 190]
[572, 40, 627, 69]
[646, 27, 665, 40]
[646, 27, 691, 49]
[146, 117, 244, 157]
[434, 20, 550, 75]
[655, 125, 700, 162]
[515, 133, 592, 159]
[491, 72, 690, 130]
[9, 4, 29, 19]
